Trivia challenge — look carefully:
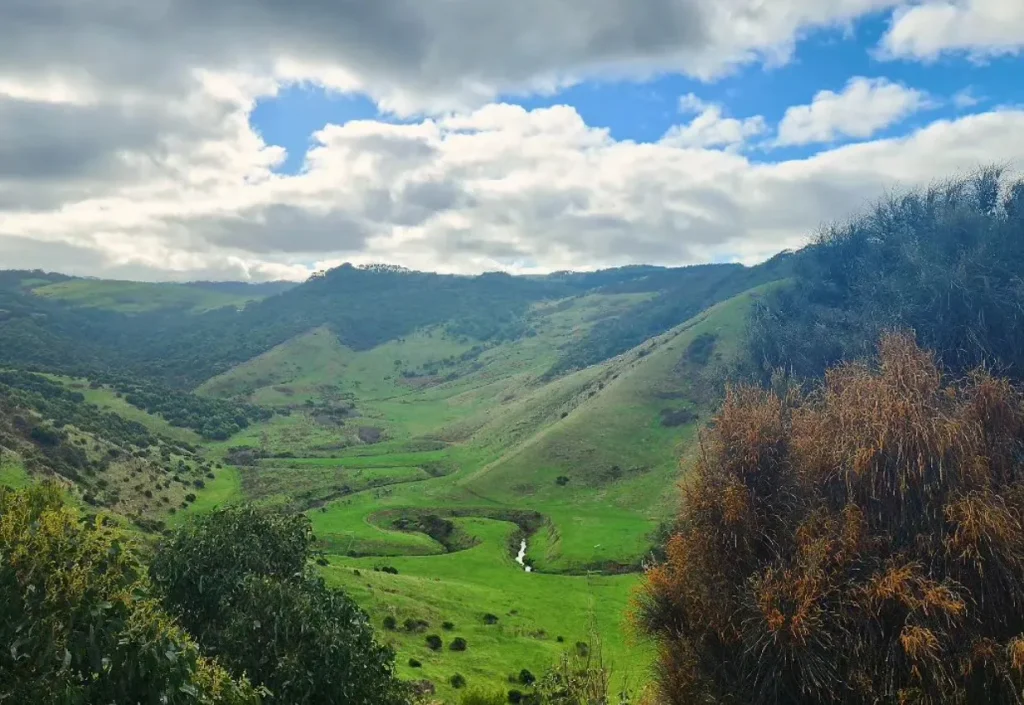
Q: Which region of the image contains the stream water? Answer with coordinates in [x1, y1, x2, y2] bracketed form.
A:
[515, 539, 532, 572]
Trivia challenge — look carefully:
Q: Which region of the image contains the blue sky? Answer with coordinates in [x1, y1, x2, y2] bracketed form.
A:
[2, 0, 1023, 280]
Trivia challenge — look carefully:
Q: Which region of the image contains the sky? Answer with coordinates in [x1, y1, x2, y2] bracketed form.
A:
[0, 1, 1022, 282]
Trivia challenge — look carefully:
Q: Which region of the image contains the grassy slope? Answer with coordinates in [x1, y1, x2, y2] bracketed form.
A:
[0, 452, 30, 488]
[191, 286, 769, 698]
[30, 279, 265, 313]
[23, 284, 765, 698]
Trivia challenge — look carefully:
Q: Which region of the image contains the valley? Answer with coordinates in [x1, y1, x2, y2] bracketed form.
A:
[0, 262, 781, 700]
[6, 172, 1020, 704]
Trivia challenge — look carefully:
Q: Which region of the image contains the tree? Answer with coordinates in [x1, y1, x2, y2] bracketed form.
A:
[0, 483, 257, 704]
[151, 505, 407, 705]
[638, 333, 1024, 704]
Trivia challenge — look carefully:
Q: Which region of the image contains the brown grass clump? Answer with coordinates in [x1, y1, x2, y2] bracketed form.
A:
[637, 332, 1024, 704]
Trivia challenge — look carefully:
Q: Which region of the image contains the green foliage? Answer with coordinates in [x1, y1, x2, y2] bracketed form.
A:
[426, 634, 444, 651]
[0, 483, 258, 704]
[151, 505, 405, 704]
[451, 674, 468, 689]
[748, 168, 1024, 383]
[450, 637, 469, 651]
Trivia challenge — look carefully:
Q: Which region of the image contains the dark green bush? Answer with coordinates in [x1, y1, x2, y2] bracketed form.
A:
[450, 674, 467, 689]
[151, 504, 405, 705]
[450, 637, 468, 651]
[426, 634, 443, 651]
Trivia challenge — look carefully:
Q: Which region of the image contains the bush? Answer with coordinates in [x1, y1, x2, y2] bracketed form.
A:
[450, 673, 467, 689]
[747, 169, 1024, 385]
[555, 476, 570, 486]
[0, 483, 257, 704]
[383, 615, 397, 631]
[518, 669, 536, 686]
[408, 658, 422, 668]
[574, 642, 589, 658]
[442, 620, 455, 630]
[483, 612, 499, 625]
[639, 333, 1024, 704]
[426, 634, 443, 651]
[450, 636, 468, 651]
[151, 504, 406, 705]
[405, 617, 429, 632]
[507, 689, 523, 703]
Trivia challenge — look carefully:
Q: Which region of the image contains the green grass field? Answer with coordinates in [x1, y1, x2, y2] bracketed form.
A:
[0, 453, 30, 489]
[29, 279, 267, 313]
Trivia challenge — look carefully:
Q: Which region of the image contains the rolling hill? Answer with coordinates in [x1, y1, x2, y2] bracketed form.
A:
[0, 258, 790, 698]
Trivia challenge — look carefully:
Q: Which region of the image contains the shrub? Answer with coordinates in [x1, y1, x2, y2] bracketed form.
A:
[151, 504, 406, 705]
[442, 620, 455, 630]
[382, 615, 397, 631]
[518, 669, 536, 686]
[450, 636, 468, 651]
[555, 475, 570, 486]
[747, 168, 1024, 385]
[507, 689, 523, 703]
[535, 635, 621, 705]
[408, 658, 422, 668]
[450, 673, 467, 689]
[574, 642, 589, 658]
[426, 634, 443, 651]
[0, 483, 257, 704]
[483, 612, 499, 625]
[405, 617, 429, 632]
[639, 333, 1024, 704]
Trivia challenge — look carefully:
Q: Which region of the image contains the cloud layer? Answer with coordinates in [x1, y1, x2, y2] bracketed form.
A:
[0, 0, 1022, 280]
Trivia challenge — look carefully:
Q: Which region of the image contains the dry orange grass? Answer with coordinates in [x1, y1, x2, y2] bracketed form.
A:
[637, 333, 1024, 704]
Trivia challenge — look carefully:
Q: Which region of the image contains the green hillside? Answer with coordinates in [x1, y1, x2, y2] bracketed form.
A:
[0, 259, 778, 698]
[30, 279, 260, 313]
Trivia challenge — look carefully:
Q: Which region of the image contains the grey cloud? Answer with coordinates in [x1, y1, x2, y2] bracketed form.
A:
[181, 203, 373, 254]
[0, 0, 894, 116]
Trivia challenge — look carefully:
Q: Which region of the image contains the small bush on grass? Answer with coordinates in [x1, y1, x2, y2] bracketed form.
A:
[382, 615, 397, 631]
[450, 674, 467, 689]
[442, 620, 455, 631]
[426, 634, 443, 651]
[408, 658, 422, 668]
[450, 637, 468, 651]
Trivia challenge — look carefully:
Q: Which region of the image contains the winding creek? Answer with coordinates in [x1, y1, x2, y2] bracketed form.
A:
[515, 539, 532, 572]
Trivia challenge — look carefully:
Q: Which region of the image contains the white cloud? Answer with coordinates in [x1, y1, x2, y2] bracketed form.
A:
[0, 1, 1020, 282]
[663, 98, 766, 149]
[775, 77, 932, 146]
[2, 76, 1023, 281]
[881, 0, 1024, 60]
[0, 0, 906, 118]
[953, 87, 983, 109]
